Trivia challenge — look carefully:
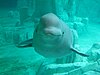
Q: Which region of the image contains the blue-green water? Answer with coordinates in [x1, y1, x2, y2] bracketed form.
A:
[0, 0, 100, 75]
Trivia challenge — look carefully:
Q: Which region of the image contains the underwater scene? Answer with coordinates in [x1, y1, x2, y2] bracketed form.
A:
[0, 0, 100, 75]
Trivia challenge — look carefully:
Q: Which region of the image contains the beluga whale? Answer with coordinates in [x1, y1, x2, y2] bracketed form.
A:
[17, 13, 88, 58]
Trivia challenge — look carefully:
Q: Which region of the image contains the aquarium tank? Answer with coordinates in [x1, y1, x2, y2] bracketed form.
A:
[0, 0, 100, 75]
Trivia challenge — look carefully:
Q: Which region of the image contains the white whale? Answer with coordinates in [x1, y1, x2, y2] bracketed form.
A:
[17, 13, 88, 58]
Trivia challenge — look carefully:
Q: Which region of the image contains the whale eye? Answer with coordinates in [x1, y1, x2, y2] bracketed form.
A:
[62, 32, 64, 34]
[35, 29, 38, 33]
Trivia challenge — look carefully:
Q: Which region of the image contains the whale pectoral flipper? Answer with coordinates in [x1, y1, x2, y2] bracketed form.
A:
[70, 47, 89, 57]
[17, 39, 33, 48]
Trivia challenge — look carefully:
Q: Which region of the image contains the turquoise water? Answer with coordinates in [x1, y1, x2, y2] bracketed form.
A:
[0, 0, 100, 75]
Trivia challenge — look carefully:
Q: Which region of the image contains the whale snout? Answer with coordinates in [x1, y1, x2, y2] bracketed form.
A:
[44, 27, 62, 36]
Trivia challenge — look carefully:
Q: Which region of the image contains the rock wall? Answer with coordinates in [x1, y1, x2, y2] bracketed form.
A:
[31, 0, 69, 23]
[17, 0, 35, 15]
[76, 0, 100, 23]
[17, 0, 100, 23]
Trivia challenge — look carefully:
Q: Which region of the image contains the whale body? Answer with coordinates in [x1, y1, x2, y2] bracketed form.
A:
[17, 13, 88, 58]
